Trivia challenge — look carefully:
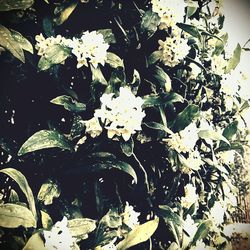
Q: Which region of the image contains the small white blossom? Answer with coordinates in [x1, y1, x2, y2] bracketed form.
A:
[210, 201, 226, 225]
[151, 0, 185, 28]
[84, 117, 103, 138]
[43, 217, 77, 250]
[181, 183, 199, 208]
[216, 150, 235, 165]
[94, 87, 145, 141]
[165, 123, 199, 153]
[122, 202, 140, 229]
[220, 73, 239, 96]
[186, 150, 203, 171]
[158, 36, 190, 67]
[69, 31, 109, 68]
[183, 215, 198, 239]
[211, 54, 227, 75]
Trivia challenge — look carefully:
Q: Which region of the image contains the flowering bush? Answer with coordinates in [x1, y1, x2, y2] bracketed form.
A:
[0, 0, 249, 249]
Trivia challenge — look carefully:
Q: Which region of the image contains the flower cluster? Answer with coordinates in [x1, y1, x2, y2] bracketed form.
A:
[158, 35, 190, 67]
[181, 183, 199, 208]
[122, 202, 140, 229]
[94, 87, 145, 141]
[151, 0, 185, 28]
[35, 31, 109, 68]
[69, 31, 109, 68]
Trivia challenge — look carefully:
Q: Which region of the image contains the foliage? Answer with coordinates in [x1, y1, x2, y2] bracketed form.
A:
[0, 0, 250, 249]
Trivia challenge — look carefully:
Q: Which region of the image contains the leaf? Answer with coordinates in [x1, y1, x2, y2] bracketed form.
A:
[106, 52, 124, 68]
[172, 104, 199, 132]
[97, 29, 116, 44]
[116, 218, 159, 250]
[176, 23, 201, 39]
[18, 130, 73, 156]
[50, 95, 86, 113]
[225, 43, 242, 73]
[10, 29, 33, 54]
[186, 6, 197, 17]
[153, 66, 172, 92]
[142, 92, 184, 108]
[38, 44, 71, 71]
[37, 179, 60, 205]
[141, 10, 160, 38]
[90, 65, 108, 85]
[157, 205, 182, 226]
[0, 168, 37, 221]
[0, 25, 25, 62]
[147, 51, 161, 65]
[41, 210, 53, 229]
[23, 233, 46, 250]
[70, 115, 85, 139]
[68, 218, 96, 239]
[120, 137, 134, 157]
[54, 0, 78, 25]
[190, 220, 212, 246]
[0, 203, 36, 228]
[198, 130, 230, 145]
[144, 122, 173, 134]
[0, 0, 33, 11]
[222, 120, 238, 140]
[212, 33, 228, 56]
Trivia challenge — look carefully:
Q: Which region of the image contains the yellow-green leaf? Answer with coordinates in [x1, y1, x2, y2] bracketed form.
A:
[0, 0, 34, 11]
[41, 210, 53, 229]
[117, 218, 159, 250]
[23, 233, 46, 250]
[10, 29, 33, 54]
[37, 180, 60, 205]
[225, 43, 241, 73]
[106, 52, 124, 68]
[0, 168, 37, 221]
[0, 203, 36, 228]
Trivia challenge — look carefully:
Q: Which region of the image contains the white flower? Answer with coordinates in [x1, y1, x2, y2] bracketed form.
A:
[35, 33, 71, 57]
[181, 183, 199, 208]
[191, 240, 216, 250]
[94, 87, 145, 141]
[101, 238, 117, 250]
[43, 217, 77, 250]
[122, 202, 140, 229]
[165, 123, 199, 153]
[84, 117, 103, 138]
[158, 35, 190, 67]
[69, 31, 109, 68]
[220, 73, 239, 96]
[189, 62, 201, 79]
[183, 215, 198, 239]
[151, 0, 185, 28]
[216, 150, 235, 165]
[187, 150, 203, 171]
[210, 201, 226, 225]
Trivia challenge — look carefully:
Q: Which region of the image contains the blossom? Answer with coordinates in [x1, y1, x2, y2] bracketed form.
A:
[216, 150, 235, 165]
[158, 35, 190, 67]
[35, 33, 71, 56]
[165, 122, 199, 153]
[181, 183, 199, 208]
[94, 87, 145, 141]
[183, 215, 198, 239]
[151, 0, 185, 28]
[69, 31, 109, 68]
[211, 54, 227, 75]
[220, 74, 239, 96]
[210, 201, 226, 225]
[122, 202, 140, 229]
[84, 117, 103, 138]
[186, 150, 203, 171]
[43, 217, 77, 250]
[191, 240, 216, 250]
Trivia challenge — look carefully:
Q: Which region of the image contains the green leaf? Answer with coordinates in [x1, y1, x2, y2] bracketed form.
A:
[120, 137, 134, 157]
[38, 44, 71, 71]
[18, 130, 73, 156]
[97, 29, 116, 44]
[10, 29, 33, 54]
[23, 233, 46, 250]
[0, 168, 37, 221]
[70, 115, 85, 139]
[90, 65, 108, 85]
[186, 6, 197, 17]
[41, 210, 53, 229]
[147, 51, 161, 65]
[212, 33, 228, 56]
[68, 218, 96, 240]
[176, 23, 201, 39]
[37, 179, 60, 205]
[0, 203, 36, 228]
[142, 92, 184, 108]
[141, 10, 160, 38]
[117, 218, 159, 250]
[106, 52, 124, 68]
[172, 104, 199, 132]
[0, 25, 25, 62]
[54, 0, 78, 26]
[222, 120, 238, 140]
[153, 66, 172, 92]
[157, 205, 182, 226]
[190, 220, 212, 246]
[225, 43, 242, 73]
[0, 0, 33, 11]
[144, 121, 173, 134]
[50, 95, 86, 113]
[198, 129, 230, 145]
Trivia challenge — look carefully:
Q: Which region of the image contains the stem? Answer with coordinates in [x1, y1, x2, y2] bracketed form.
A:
[132, 152, 149, 192]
